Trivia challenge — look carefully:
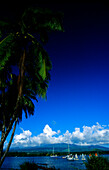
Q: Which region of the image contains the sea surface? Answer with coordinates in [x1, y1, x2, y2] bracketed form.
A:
[1, 155, 109, 170]
[1, 155, 87, 170]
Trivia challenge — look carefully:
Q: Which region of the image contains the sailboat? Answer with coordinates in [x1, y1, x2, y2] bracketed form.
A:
[74, 153, 79, 160]
[67, 154, 74, 161]
[81, 153, 86, 160]
[66, 143, 70, 158]
[50, 147, 57, 157]
[62, 143, 70, 159]
[65, 143, 74, 161]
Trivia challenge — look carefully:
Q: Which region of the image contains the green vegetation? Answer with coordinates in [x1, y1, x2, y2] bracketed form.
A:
[84, 155, 109, 170]
[20, 162, 39, 170]
[20, 161, 60, 170]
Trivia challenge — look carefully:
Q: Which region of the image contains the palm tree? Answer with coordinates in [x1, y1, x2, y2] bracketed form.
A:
[0, 7, 63, 166]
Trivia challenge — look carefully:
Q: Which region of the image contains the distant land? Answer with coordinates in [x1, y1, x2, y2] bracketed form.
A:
[9, 143, 109, 154]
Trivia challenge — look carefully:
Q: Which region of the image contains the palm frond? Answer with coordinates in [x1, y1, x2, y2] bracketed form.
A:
[22, 95, 34, 118]
[0, 34, 15, 70]
[21, 7, 63, 37]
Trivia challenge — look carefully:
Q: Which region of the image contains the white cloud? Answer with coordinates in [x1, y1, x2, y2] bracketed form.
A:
[14, 128, 32, 141]
[43, 124, 57, 137]
[11, 122, 109, 148]
[72, 128, 84, 140]
[13, 128, 32, 147]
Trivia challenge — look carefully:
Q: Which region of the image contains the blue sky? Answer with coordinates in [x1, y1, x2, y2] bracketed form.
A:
[3, 2, 109, 147]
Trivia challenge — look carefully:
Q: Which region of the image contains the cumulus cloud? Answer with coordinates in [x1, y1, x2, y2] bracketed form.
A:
[11, 122, 109, 148]
[72, 122, 109, 145]
[13, 128, 32, 147]
[43, 124, 57, 137]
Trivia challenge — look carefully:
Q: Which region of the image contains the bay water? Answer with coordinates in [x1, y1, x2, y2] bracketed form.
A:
[1, 156, 87, 170]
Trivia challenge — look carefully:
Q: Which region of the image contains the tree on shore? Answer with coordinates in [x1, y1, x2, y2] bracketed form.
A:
[0, 7, 63, 167]
[84, 155, 109, 170]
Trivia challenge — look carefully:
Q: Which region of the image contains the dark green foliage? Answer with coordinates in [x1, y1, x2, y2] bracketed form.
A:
[21, 7, 64, 34]
[20, 162, 38, 170]
[20, 161, 59, 170]
[85, 155, 109, 170]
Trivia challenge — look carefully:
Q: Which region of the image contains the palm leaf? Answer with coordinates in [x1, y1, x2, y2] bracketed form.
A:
[39, 59, 46, 80]
[22, 95, 34, 118]
[21, 7, 63, 34]
[0, 34, 15, 70]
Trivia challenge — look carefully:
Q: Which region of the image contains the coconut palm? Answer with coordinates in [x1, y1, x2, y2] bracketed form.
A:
[0, 7, 63, 166]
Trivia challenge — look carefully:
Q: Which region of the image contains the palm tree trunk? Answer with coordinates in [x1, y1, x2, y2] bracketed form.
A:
[0, 143, 3, 163]
[0, 50, 26, 167]
[0, 114, 5, 162]
[0, 118, 18, 167]
[0, 73, 6, 162]
[0, 112, 5, 161]
[1, 50, 26, 145]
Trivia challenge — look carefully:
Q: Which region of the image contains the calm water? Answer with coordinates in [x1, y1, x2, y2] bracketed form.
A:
[2, 155, 109, 170]
[1, 156, 87, 170]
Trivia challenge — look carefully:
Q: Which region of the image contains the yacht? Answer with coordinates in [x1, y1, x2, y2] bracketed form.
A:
[50, 147, 57, 157]
[67, 154, 74, 161]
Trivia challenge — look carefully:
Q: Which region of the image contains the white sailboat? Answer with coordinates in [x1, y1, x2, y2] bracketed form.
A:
[74, 153, 79, 160]
[66, 143, 70, 158]
[50, 147, 57, 157]
[67, 154, 74, 161]
[66, 144, 74, 161]
[81, 153, 86, 160]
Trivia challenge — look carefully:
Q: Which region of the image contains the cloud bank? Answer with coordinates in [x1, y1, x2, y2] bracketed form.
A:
[12, 122, 109, 148]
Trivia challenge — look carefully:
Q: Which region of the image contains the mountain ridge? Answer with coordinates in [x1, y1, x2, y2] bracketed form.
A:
[9, 143, 109, 153]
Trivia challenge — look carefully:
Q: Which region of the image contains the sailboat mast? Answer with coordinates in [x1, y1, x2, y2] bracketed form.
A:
[68, 143, 70, 154]
[53, 146, 54, 155]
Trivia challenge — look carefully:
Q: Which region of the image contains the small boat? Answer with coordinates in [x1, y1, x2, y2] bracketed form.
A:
[67, 154, 74, 161]
[50, 155, 57, 157]
[66, 154, 74, 161]
[67, 157, 74, 161]
[66, 154, 70, 158]
[62, 154, 71, 159]
[81, 153, 86, 160]
[74, 154, 79, 160]
[62, 156, 66, 159]
[50, 147, 57, 157]
[63, 143, 71, 159]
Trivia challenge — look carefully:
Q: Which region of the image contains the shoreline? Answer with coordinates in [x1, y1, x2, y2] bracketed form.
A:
[5, 150, 109, 157]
